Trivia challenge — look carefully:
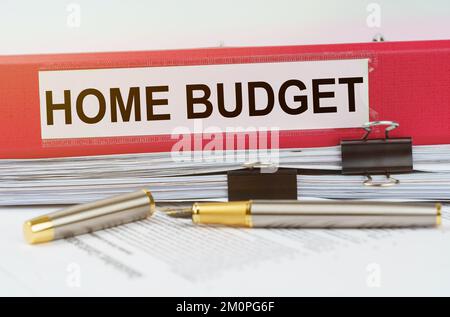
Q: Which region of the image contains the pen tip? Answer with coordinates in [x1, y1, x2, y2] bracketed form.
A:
[163, 210, 193, 219]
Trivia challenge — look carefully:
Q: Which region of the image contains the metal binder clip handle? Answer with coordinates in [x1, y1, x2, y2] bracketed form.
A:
[242, 161, 276, 169]
[341, 120, 411, 188]
[363, 174, 400, 187]
[362, 121, 399, 140]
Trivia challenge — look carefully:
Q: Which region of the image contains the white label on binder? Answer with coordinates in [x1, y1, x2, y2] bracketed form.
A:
[38, 59, 369, 139]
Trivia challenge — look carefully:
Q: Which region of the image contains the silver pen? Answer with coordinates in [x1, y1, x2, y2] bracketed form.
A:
[24, 189, 155, 244]
[24, 191, 441, 245]
[166, 200, 442, 228]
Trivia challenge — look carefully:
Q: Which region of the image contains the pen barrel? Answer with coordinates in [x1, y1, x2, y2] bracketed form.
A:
[250, 200, 441, 228]
[24, 189, 155, 244]
[192, 200, 441, 228]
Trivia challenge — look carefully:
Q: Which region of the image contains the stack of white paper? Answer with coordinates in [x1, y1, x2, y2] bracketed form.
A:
[1, 145, 450, 205]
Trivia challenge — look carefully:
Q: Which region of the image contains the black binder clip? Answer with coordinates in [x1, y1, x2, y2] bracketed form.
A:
[227, 162, 297, 201]
[341, 121, 413, 187]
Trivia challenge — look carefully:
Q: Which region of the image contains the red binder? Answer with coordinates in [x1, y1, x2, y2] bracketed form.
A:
[0, 40, 449, 158]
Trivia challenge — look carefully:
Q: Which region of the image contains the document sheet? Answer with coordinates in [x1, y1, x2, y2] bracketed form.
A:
[1, 205, 449, 296]
[2, 145, 450, 205]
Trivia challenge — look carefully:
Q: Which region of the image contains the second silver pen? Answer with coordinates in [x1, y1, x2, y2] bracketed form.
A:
[167, 200, 442, 228]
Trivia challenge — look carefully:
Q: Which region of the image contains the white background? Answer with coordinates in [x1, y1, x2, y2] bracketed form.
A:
[0, 0, 449, 55]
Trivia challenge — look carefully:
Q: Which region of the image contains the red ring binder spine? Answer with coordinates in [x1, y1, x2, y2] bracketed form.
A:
[1, 40, 449, 158]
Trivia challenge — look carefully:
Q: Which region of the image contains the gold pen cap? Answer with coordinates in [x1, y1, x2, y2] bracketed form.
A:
[24, 189, 155, 244]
